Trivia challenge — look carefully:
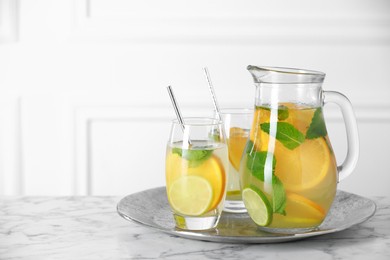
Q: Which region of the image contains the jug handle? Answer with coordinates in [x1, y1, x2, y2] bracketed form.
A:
[323, 91, 359, 182]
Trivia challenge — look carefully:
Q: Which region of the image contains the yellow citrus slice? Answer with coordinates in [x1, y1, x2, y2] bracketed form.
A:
[250, 104, 315, 150]
[165, 153, 187, 184]
[249, 108, 267, 151]
[274, 137, 331, 191]
[228, 127, 249, 171]
[248, 104, 333, 192]
[166, 152, 225, 211]
[287, 193, 326, 217]
[271, 193, 325, 228]
[277, 102, 315, 133]
[168, 176, 213, 216]
[187, 155, 225, 210]
[271, 215, 322, 228]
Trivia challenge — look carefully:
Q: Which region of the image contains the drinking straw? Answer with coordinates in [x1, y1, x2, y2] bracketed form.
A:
[203, 67, 222, 121]
[166, 85, 192, 145]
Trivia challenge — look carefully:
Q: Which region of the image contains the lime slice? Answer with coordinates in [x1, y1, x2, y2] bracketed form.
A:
[168, 176, 213, 216]
[242, 187, 272, 226]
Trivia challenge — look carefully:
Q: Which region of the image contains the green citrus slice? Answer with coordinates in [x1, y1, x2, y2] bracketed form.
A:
[242, 187, 272, 226]
[168, 176, 213, 216]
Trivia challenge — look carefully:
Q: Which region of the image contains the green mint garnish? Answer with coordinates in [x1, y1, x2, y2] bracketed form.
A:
[244, 140, 255, 154]
[262, 105, 289, 121]
[260, 122, 305, 150]
[276, 105, 289, 120]
[172, 148, 213, 167]
[246, 151, 275, 181]
[306, 108, 327, 139]
[272, 176, 286, 215]
[246, 150, 286, 214]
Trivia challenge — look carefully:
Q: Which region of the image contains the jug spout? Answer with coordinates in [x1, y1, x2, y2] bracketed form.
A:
[247, 65, 325, 84]
[247, 65, 270, 83]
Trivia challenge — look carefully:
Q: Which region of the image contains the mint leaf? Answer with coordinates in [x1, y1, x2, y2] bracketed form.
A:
[272, 176, 286, 215]
[246, 151, 276, 181]
[246, 151, 286, 214]
[276, 105, 289, 121]
[262, 105, 289, 121]
[244, 140, 255, 154]
[172, 147, 184, 158]
[306, 108, 327, 139]
[260, 122, 305, 150]
[172, 148, 213, 167]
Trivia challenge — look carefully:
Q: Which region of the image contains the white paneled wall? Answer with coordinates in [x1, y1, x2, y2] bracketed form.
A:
[0, 0, 389, 196]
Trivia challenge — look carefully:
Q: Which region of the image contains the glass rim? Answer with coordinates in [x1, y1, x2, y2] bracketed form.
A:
[247, 65, 326, 84]
[171, 117, 222, 126]
[219, 108, 253, 115]
[248, 66, 325, 77]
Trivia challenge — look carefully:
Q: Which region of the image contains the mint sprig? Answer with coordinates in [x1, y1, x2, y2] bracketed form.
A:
[245, 143, 286, 214]
[260, 122, 305, 150]
[172, 148, 213, 167]
[276, 105, 289, 121]
[244, 139, 255, 154]
[272, 176, 286, 215]
[246, 151, 275, 181]
[306, 108, 327, 139]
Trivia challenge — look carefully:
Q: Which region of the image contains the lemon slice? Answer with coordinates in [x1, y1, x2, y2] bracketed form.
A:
[168, 176, 213, 216]
[242, 187, 272, 226]
[286, 193, 325, 219]
[250, 105, 332, 192]
[166, 152, 226, 211]
[228, 127, 249, 171]
[269, 193, 326, 228]
[188, 155, 225, 210]
[274, 137, 331, 191]
[283, 103, 315, 133]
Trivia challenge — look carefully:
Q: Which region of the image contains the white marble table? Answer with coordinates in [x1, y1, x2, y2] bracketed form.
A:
[0, 195, 389, 259]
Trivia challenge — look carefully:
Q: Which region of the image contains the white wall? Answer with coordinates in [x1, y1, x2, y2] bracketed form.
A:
[0, 0, 389, 196]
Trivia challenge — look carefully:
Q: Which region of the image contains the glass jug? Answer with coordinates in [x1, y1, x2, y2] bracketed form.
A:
[240, 66, 359, 233]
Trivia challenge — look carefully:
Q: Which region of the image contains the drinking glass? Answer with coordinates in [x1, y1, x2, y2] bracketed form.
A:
[166, 117, 228, 230]
[218, 108, 253, 213]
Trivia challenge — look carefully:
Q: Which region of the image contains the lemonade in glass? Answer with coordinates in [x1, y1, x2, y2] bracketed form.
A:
[166, 118, 228, 230]
[219, 109, 253, 213]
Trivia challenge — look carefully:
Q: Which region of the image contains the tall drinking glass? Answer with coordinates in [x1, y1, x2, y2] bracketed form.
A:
[219, 108, 253, 213]
[166, 117, 228, 230]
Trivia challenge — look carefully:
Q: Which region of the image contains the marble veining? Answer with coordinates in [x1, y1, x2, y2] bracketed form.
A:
[0, 195, 389, 259]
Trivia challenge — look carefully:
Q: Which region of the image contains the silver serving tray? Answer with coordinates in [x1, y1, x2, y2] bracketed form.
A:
[117, 187, 376, 243]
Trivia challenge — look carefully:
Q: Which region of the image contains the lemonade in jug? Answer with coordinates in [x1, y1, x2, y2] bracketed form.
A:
[240, 66, 359, 233]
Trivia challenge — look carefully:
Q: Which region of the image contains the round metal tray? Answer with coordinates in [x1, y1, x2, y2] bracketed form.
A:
[117, 187, 376, 243]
